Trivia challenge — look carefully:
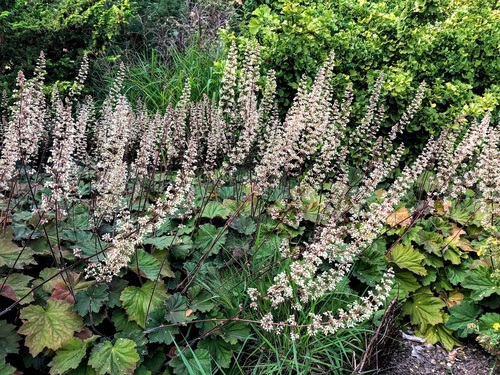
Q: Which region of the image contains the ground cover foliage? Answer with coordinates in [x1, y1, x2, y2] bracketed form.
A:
[0, 38, 499, 374]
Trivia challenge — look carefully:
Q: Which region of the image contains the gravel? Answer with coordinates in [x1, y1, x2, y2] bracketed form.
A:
[379, 332, 499, 375]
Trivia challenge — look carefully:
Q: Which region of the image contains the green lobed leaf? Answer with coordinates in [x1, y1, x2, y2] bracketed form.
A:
[165, 292, 196, 324]
[49, 337, 96, 375]
[445, 301, 482, 337]
[445, 262, 470, 285]
[128, 249, 162, 280]
[170, 348, 212, 375]
[402, 287, 446, 330]
[0, 230, 36, 269]
[145, 307, 178, 345]
[142, 236, 176, 250]
[188, 285, 215, 313]
[392, 269, 421, 298]
[422, 254, 445, 268]
[67, 363, 97, 375]
[141, 351, 167, 374]
[19, 299, 83, 356]
[229, 216, 257, 235]
[112, 310, 142, 334]
[88, 338, 139, 375]
[447, 204, 471, 225]
[120, 280, 168, 328]
[417, 323, 462, 351]
[461, 266, 500, 301]
[253, 233, 281, 262]
[150, 249, 176, 278]
[0, 320, 21, 359]
[420, 268, 437, 286]
[218, 322, 251, 345]
[114, 331, 149, 362]
[387, 244, 427, 276]
[193, 224, 227, 255]
[478, 313, 500, 332]
[0, 273, 34, 304]
[417, 230, 444, 256]
[0, 359, 15, 375]
[401, 225, 422, 246]
[107, 278, 128, 308]
[74, 284, 109, 316]
[201, 201, 230, 219]
[443, 247, 463, 265]
[353, 237, 387, 286]
[198, 337, 238, 369]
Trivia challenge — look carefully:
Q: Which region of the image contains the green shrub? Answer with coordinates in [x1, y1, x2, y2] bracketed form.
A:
[0, 0, 135, 93]
[229, 0, 500, 155]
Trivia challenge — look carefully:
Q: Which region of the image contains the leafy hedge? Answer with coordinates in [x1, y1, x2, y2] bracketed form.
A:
[229, 0, 500, 153]
[0, 0, 134, 93]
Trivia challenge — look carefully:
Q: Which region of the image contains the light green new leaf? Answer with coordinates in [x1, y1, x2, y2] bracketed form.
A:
[402, 287, 446, 330]
[393, 269, 421, 298]
[445, 301, 481, 337]
[0, 230, 36, 268]
[150, 249, 175, 278]
[0, 360, 15, 375]
[462, 266, 500, 301]
[194, 224, 227, 255]
[387, 244, 427, 276]
[88, 338, 139, 375]
[49, 337, 96, 375]
[128, 249, 162, 280]
[19, 299, 83, 356]
[120, 280, 168, 328]
[443, 247, 463, 265]
[170, 348, 212, 375]
[0, 320, 21, 359]
[201, 201, 230, 219]
[417, 324, 461, 351]
[142, 236, 176, 250]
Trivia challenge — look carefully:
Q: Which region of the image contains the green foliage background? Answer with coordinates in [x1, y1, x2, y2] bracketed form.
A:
[230, 0, 499, 152]
[0, 0, 134, 92]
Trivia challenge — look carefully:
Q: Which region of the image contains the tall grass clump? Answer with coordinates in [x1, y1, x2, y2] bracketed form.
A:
[0, 43, 498, 374]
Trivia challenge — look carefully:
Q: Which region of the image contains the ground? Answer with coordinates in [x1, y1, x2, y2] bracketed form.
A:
[380, 332, 499, 375]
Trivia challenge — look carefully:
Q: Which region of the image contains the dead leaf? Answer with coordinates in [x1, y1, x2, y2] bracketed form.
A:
[51, 281, 75, 304]
[185, 309, 193, 317]
[74, 327, 93, 340]
[0, 284, 18, 301]
[386, 207, 411, 228]
[440, 289, 464, 308]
